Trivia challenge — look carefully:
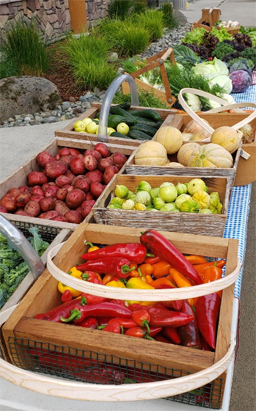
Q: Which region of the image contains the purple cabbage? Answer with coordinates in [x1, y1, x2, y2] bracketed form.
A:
[229, 69, 252, 93]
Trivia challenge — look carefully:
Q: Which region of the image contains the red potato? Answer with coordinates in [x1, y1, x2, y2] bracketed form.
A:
[56, 187, 68, 201]
[71, 175, 90, 186]
[64, 170, 75, 183]
[55, 200, 70, 216]
[39, 211, 60, 220]
[76, 207, 82, 214]
[27, 171, 48, 186]
[59, 155, 75, 166]
[94, 143, 111, 158]
[15, 192, 31, 208]
[86, 170, 103, 183]
[111, 152, 127, 169]
[40, 197, 56, 212]
[85, 192, 94, 201]
[66, 189, 86, 209]
[14, 209, 31, 216]
[18, 186, 31, 193]
[64, 210, 83, 224]
[36, 151, 55, 168]
[7, 188, 21, 197]
[55, 153, 60, 161]
[83, 155, 98, 171]
[52, 215, 68, 222]
[0, 195, 17, 212]
[81, 200, 95, 208]
[44, 161, 68, 179]
[63, 184, 74, 193]
[98, 157, 113, 172]
[32, 186, 44, 196]
[30, 195, 45, 202]
[55, 175, 71, 187]
[81, 204, 93, 218]
[70, 157, 86, 175]
[90, 182, 105, 198]
[85, 149, 102, 161]
[103, 165, 119, 184]
[58, 148, 71, 156]
[24, 200, 41, 217]
[0, 205, 7, 213]
[73, 178, 89, 193]
[69, 148, 82, 157]
[44, 185, 58, 198]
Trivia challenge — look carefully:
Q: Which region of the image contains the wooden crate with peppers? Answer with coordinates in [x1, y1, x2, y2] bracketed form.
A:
[2, 223, 239, 407]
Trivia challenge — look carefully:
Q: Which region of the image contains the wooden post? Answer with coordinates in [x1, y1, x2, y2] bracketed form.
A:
[69, 0, 88, 34]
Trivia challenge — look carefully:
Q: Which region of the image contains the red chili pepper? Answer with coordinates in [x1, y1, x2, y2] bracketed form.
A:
[97, 316, 113, 327]
[77, 258, 135, 279]
[196, 293, 221, 350]
[102, 321, 121, 334]
[109, 299, 126, 307]
[81, 294, 106, 305]
[179, 300, 201, 348]
[61, 302, 132, 324]
[148, 308, 194, 328]
[200, 335, 213, 351]
[147, 326, 162, 337]
[125, 326, 153, 339]
[61, 289, 73, 303]
[76, 317, 98, 329]
[144, 256, 162, 264]
[140, 230, 202, 285]
[154, 287, 183, 311]
[131, 309, 151, 334]
[128, 303, 147, 312]
[162, 326, 180, 344]
[35, 297, 84, 322]
[81, 271, 102, 284]
[81, 243, 147, 264]
[154, 334, 170, 343]
[108, 318, 137, 329]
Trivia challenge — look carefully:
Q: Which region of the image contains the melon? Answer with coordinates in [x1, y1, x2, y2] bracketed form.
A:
[134, 141, 168, 166]
[154, 126, 183, 154]
[210, 126, 241, 153]
[177, 143, 200, 166]
[188, 143, 233, 168]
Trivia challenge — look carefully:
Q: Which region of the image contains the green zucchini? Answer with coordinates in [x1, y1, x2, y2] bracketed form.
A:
[129, 124, 157, 137]
[128, 109, 141, 116]
[128, 130, 152, 141]
[109, 107, 137, 125]
[134, 109, 161, 122]
[107, 115, 127, 129]
[110, 131, 131, 139]
[135, 118, 160, 129]
[117, 102, 131, 110]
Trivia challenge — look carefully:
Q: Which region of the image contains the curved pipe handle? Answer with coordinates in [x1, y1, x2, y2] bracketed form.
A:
[98, 74, 140, 142]
[0, 214, 45, 280]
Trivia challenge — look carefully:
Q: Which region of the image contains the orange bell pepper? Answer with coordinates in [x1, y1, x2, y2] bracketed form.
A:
[150, 277, 175, 288]
[185, 255, 207, 265]
[169, 268, 194, 306]
[204, 263, 223, 298]
[85, 242, 99, 252]
[152, 260, 172, 278]
[138, 263, 153, 277]
[194, 259, 226, 280]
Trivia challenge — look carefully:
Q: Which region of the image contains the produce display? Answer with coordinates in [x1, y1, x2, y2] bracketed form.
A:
[0, 144, 128, 223]
[0, 228, 49, 308]
[73, 102, 163, 142]
[35, 230, 225, 351]
[107, 178, 223, 214]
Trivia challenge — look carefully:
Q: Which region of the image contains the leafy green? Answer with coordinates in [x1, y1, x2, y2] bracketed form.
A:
[210, 26, 232, 42]
[241, 48, 256, 66]
[212, 42, 235, 60]
[229, 58, 254, 72]
[181, 28, 207, 45]
[239, 26, 256, 46]
[172, 45, 201, 68]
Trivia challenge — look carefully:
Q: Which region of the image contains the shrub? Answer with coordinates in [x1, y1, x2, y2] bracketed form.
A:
[0, 19, 49, 76]
[161, 3, 178, 29]
[133, 9, 164, 42]
[108, 0, 147, 20]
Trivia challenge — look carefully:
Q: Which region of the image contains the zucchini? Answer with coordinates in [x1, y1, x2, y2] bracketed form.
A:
[107, 115, 127, 129]
[128, 109, 141, 116]
[128, 130, 152, 141]
[110, 131, 131, 139]
[109, 107, 137, 125]
[118, 102, 131, 110]
[129, 124, 157, 137]
[135, 118, 160, 129]
[134, 109, 161, 122]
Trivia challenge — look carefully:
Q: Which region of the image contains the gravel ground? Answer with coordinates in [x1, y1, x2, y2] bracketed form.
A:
[0, 12, 190, 129]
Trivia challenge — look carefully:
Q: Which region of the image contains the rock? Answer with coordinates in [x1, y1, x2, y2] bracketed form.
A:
[0, 76, 62, 122]
[107, 52, 118, 63]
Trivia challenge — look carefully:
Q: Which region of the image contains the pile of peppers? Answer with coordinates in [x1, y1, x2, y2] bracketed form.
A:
[37, 229, 226, 351]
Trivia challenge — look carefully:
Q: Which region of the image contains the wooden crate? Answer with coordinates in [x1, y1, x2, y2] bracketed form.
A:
[0, 137, 135, 229]
[121, 48, 177, 107]
[92, 174, 231, 237]
[54, 102, 179, 147]
[125, 111, 256, 186]
[0, 221, 71, 313]
[1, 222, 239, 408]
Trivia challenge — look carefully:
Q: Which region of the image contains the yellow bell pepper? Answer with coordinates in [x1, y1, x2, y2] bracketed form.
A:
[126, 277, 155, 290]
[57, 266, 83, 297]
[106, 280, 126, 288]
[126, 300, 155, 306]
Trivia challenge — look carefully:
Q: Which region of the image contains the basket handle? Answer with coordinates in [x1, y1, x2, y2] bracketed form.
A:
[97, 74, 140, 143]
[178, 88, 256, 134]
[47, 243, 241, 301]
[0, 301, 236, 400]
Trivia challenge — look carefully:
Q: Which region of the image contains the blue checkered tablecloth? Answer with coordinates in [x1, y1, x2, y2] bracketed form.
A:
[223, 84, 255, 299]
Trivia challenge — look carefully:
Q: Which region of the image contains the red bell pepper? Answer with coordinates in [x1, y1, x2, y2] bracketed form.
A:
[179, 300, 201, 348]
[148, 307, 194, 328]
[60, 301, 132, 324]
[81, 271, 102, 284]
[102, 321, 121, 334]
[140, 229, 202, 285]
[163, 326, 180, 345]
[75, 317, 98, 329]
[131, 309, 151, 334]
[81, 243, 147, 264]
[196, 293, 221, 350]
[61, 289, 73, 303]
[81, 294, 106, 305]
[124, 326, 153, 339]
[77, 258, 135, 279]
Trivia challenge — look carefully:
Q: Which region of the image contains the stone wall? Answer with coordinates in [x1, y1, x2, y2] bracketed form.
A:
[0, 0, 111, 44]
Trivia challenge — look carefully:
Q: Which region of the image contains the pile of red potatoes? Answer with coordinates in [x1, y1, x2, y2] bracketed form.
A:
[0, 143, 127, 224]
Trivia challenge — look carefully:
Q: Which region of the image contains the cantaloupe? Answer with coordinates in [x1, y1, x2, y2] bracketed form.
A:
[188, 143, 233, 168]
[210, 126, 241, 153]
[134, 141, 168, 166]
[154, 126, 183, 154]
[177, 143, 200, 166]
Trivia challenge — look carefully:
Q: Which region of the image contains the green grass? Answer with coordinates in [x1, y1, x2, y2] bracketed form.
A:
[108, 0, 147, 20]
[133, 9, 164, 42]
[161, 3, 178, 29]
[0, 20, 49, 77]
